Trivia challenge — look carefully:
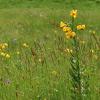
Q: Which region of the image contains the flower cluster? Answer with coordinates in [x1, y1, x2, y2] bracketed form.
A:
[0, 43, 8, 50]
[60, 21, 76, 39]
[60, 10, 86, 39]
[0, 52, 10, 58]
[0, 42, 30, 59]
[0, 43, 10, 59]
[77, 24, 85, 30]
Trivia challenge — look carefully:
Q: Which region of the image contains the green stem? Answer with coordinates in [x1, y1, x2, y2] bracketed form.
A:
[73, 37, 82, 100]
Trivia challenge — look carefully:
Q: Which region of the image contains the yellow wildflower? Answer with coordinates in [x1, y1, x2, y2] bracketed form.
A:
[5, 54, 10, 58]
[2, 45, 6, 49]
[92, 31, 96, 34]
[0, 52, 6, 56]
[0, 43, 8, 50]
[22, 43, 29, 48]
[63, 26, 71, 32]
[70, 10, 77, 19]
[0, 44, 5, 49]
[65, 48, 70, 53]
[16, 51, 20, 55]
[60, 21, 67, 28]
[77, 24, 85, 30]
[65, 31, 76, 39]
[39, 58, 42, 63]
[90, 49, 94, 53]
[64, 48, 73, 53]
[4, 43, 8, 47]
[70, 49, 73, 53]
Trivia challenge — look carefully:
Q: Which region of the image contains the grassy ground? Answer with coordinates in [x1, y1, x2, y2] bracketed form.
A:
[0, 0, 100, 100]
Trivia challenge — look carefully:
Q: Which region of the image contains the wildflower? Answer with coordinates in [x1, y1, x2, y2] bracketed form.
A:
[70, 9, 77, 19]
[60, 21, 67, 28]
[16, 51, 20, 55]
[70, 49, 73, 53]
[92, 30, 96, 34]
[63, 26, 71, 32]
[64, 48, 70, 53]
[0, 43, 8, 50]
[54, 88, 59, 92]
[65, 31, 76, 39]
[5, 54, 10, 58]
[90, 49, 94, 53]
[22, 43, 29, 48]
[89, 30, 96, 34]
[64, 48, 73, 53]
[39, 58, 42, 62]
[0, 44, 5, 49]
[2, 45, 6, 49]
[4, 43, 8, 47]
[0, 52, 6, 56]
[77, 24, 86, 30]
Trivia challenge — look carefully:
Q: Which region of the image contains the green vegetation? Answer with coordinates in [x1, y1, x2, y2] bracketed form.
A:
[0, 0, 100, 100]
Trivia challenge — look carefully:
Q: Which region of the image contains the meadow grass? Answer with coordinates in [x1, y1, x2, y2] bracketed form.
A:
[0, 0, 100, 100]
